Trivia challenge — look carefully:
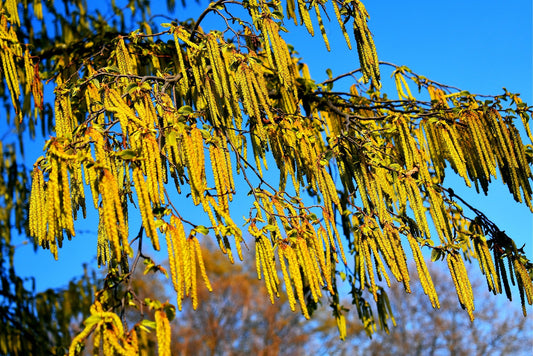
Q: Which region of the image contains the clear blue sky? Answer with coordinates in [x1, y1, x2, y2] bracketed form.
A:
[14, 1, 532, 295]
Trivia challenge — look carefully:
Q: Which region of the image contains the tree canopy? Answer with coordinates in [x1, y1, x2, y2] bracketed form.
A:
[0, 0, 532, 354]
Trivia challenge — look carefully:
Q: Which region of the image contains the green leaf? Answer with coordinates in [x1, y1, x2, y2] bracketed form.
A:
[178, 105, 193, 115]
[163, 303, 176, 321]
[264, 224, 277, 232]
[115, 149, 138, 160]
[140, 319, 157, 331]
[195, 225, 210, 236]
[431, 249, 442, 262]
[83, 314, 102, 327]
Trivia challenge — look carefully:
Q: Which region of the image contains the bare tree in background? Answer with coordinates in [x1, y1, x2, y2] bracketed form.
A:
[348, 264, 533, 356]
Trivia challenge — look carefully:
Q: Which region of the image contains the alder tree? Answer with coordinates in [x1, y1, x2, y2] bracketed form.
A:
[0, 0, 532, 354]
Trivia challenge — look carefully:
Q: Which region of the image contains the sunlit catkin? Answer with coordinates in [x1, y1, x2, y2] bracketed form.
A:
[512, 258, 533, 316]
[155, 309, 171, 356]
[278, 244, 297, 312]
[407, 234, 439, 308]
[116, 37, 135, 75]
[132, 166, 159, 250]
[286, 242, 309, 319]
[194, 237, 212, 292]
[100, 169, 124, 260]
[447, 251, 474, 321]
[188, 237, 198, 309]
[29, 167, 46, 246]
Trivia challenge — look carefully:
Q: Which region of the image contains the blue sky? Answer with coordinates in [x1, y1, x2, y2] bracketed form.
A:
[13, 0, 532, 297]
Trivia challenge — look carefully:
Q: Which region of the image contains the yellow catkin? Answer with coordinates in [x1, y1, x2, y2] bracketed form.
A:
[165, 223, 181, 309]
[188, 127, 207, 205]
[54, 87, 74, 139]
[278, 245, 297, 312]
[205, 194, 244, 261]
[352, 0, 380, 87]
[353, 164, 370, 209]
[0, 39, 20, 111]
[264, 19, 293, 88]
[250, 66, 275, 124]
[100, 170, 122, 260]
[304, 226, 325, 290]
[97, 209, 111, 267]
[297, 0, 314, 35]
[426, 186, 452, 244]
[59, 159, 75, 236]
[320, 168, 342, 214]
[487, 110, 516, 170]
[222, 140, 235, 194]
[440, 122, 470, 186]
[82, 160, 100, 210]
[116, 37, 135, 74]
[93, 327, 102, 355]
[173, 30, 190, 96]
[105, 330, 128, 356]
[396, 116, 414, 169]
[23, 48, 34, 95]
[155, 310, 171, 356]
[132, 167, 159, 250]
[126, 328, 139, 356]
[174, 216, 188, 309]
[105, 87, 146, 128]
[209, 142, 229, 214]
[513, 259, 533, 315]
[188, 238, 198, 310]
[248, 0, 261, 24]
[70, 161, 86, 220]
[464, 111, 493, 180]
[235, 63, 258, 130]
[422, 121, 446, 181]
[47, 158, 62, 258]
[182, 232, 193, 301]
[447, 252, 474, 320]
[206, 34, 228, 97]
[367, 233, 391, 288]
[102, 331, 113, 356]
[29, 167, 47, 246]
[264, 235, 280, 298]
[406, 177, 431, 238]
[315, 226, 333, 292]
[202, 74, 222, 126]
[473, 234, 499, 294]
[142, 133, 165, 206]
[68, 321, 98, 356]
[244, 66, 263, 128]
[140, 93, 158, 128]
[298, 237, 322, 302]
[286, 243, 309, 319]
[314, 2, 331, 51]
[257, 239, 276, 303]
[85, 81, 104, 125]
[385, 224, 410, 292]
[372, 221, 398, 280]
[361, 237, 378, 301]
[254, 233, 264, 282]
[5, 0, 20, 26]
[407, 234, 439, 308]
[376, 166, 394, 206]
[182, 130, 200, 205]
[194, 237, 212, 292]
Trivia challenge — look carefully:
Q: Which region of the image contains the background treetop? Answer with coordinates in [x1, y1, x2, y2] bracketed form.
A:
[1, 0, 532, 354]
